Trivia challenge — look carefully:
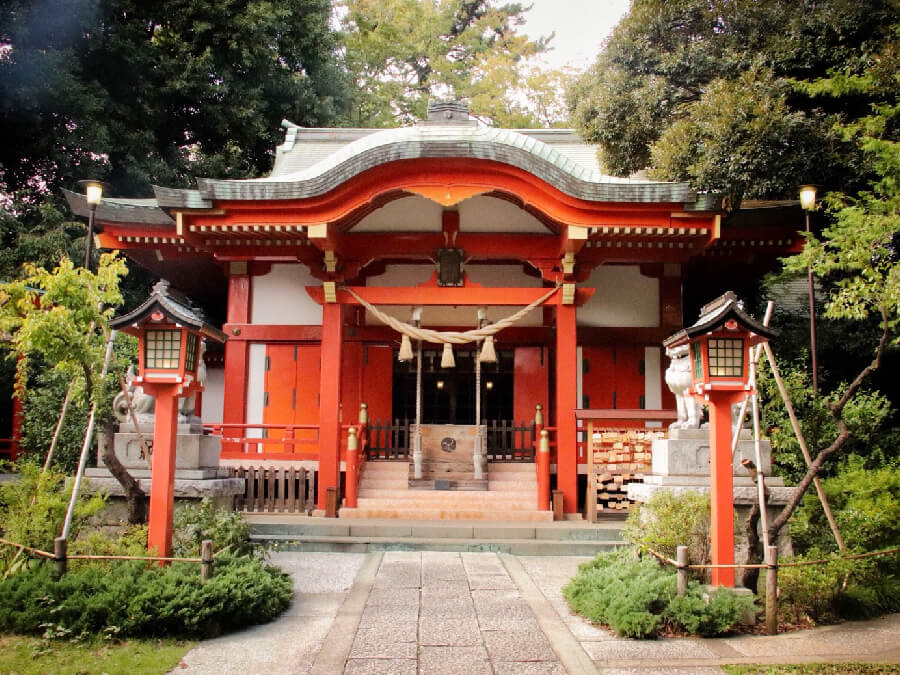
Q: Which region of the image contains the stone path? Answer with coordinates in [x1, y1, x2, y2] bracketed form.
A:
[175, 551, 900, 674]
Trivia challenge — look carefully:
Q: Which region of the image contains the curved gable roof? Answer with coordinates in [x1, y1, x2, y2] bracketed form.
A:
[154, 124, 697, 209]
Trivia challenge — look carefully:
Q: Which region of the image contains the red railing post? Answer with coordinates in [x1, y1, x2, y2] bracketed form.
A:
[345, 426, 359, 508]
[284, 426, 295, 454]
[534, 403, 544, 476]
[537, 429, 550, 511]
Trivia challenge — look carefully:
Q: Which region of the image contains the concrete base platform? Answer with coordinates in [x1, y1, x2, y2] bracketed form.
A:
[248, 515, 625, 556]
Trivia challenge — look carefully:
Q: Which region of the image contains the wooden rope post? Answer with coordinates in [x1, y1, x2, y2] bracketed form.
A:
[53, 536, 67, 580]
[676, 545, 688, 597]
[765, 544, 778, 635]
[200, 539, 214, 583]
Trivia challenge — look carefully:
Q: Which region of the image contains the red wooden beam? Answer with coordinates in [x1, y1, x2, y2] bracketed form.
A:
[306, 285, 594, 307]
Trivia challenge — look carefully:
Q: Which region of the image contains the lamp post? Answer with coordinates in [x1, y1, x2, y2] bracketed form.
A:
[799, 185, 818, 396]
[77, 180, 104, 271]
[109, 281, 226, 558]
[664, 293, 776, 587]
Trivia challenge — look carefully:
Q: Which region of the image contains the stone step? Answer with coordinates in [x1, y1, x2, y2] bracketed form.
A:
[355, 493, 537, 505]
[337, 507, 555, 521]
[250, 534, 618, 555]
[358, 486, 536, 498]
[487, 462, 537, 472]
[487, 482, 537, 492]
[247, 516, 625, 542]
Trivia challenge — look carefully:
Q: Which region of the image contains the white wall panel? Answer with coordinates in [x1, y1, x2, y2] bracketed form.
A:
[251, 264, 322, 325]
[579, 266, 659, 327]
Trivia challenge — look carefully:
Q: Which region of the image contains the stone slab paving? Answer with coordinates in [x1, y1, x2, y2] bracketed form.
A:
[174, 552, 366, 674]
[175, 550, 900, 675]
[339, 551, 569, 674]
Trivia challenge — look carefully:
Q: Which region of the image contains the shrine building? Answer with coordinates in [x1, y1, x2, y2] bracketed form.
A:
[64, 101, 802, 518]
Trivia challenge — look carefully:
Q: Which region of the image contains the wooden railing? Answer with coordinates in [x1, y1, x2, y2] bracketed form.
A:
[204, 423, 320, 460]
[229, 466, 315, 513]
[365, 419, 412, 460]
[484, 420, 535, 461]
[0, 438, 19, 462]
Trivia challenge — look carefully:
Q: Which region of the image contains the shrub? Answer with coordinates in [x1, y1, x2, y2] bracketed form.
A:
[172, 497, 254, 558]
[791, 457, 900, 565]
[775, 548, 855, 624]
[0, 461, 105, 575]
[623, 490, 711, 577]
[0, 555, 292, 639]
[564, 549, 753, 638]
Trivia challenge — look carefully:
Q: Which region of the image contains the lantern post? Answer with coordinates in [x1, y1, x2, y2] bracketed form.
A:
[110, 281, 226, 558]
[664, 292, 775, 587]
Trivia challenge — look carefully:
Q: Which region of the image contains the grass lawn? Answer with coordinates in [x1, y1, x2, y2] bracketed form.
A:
[723, 664, 900, 674]
[0, 634, 195, 674]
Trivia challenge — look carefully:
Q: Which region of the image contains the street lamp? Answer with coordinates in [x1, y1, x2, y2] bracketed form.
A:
[799, 184, 818, 396]
[110, 281, 226, 557]
[77, 179, 104, 270]
[664, 292, 776, 587]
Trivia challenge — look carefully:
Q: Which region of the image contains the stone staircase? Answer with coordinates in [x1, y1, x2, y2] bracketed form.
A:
[247, 515, 624, 555]
[339, 461, 551, 522]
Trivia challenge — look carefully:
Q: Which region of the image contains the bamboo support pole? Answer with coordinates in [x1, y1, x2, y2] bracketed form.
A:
[761, 341, 845, 551]
[43, 383, 74, 472]
[200, 539, 214, 582]
[61, 330, 117, 541]
[765, 545, 778, 635]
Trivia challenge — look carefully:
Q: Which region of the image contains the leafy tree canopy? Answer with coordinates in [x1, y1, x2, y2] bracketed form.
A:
[567, 0, 899, 204]
[339, 0, 564, 127]
[0, 0, 351, 203]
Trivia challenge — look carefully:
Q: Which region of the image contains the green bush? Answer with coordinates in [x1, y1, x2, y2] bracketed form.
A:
[564, 549, 754, 638]
[173, 497, 254, 558]
[0, 554, 291, 639]
[0, 461, 105, 575]
[623, 490, 711, 577]
[775, 548, 856, 624]
[791, 457, 900, 563]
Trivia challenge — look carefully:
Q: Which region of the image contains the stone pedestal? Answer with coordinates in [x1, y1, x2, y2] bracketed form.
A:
[626, 429, 799, 569]
[631, 428, 794, 501]
[409, 424, 487, 490]
[86, 423, 244, 523]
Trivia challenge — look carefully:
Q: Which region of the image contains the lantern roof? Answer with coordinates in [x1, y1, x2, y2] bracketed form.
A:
[110, 280, 227, 343]
[663, 291, 776, 348]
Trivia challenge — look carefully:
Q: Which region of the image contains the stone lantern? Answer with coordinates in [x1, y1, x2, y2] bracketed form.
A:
[110, 281, 227, 557]
[663, 292, 776, 587]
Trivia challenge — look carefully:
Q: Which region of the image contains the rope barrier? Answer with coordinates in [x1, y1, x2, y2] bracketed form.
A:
[0, 537, 215, 564]
[344, 285, 560, 344]
[643, 544, 900, 570]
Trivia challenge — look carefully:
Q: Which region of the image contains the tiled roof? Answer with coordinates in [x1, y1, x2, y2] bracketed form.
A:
[110, 280, 227, 342]
[155, 123, 697, 208]
[63, 189, 175, 226]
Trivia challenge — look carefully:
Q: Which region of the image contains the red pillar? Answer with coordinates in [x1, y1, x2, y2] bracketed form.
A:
[707, 390, 742, 587]
[222, 271, 250, 449]
[555, 303, 578, 514]
[146, 385, 180, 558]
[10, 391, 23, 461]
[317, 303, 343, 511]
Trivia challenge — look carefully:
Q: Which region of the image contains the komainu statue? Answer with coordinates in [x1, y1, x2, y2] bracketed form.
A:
[112, 342, 207, 425]
[665, 344, 701, 430]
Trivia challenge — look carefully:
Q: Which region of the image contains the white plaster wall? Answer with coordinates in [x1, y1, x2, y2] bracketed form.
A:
[579, 265, 659, 327]
[245, 343, 266, 439]
[352, 195, 443, 232]
[201, 365, 224, 424]
[459, 195, 550, 233]
[367, 264, 434, 287]
[644, 346, 662, 409]
[251, 264, 322, 325]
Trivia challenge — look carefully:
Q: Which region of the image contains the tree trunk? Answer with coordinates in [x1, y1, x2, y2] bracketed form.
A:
[741, 501, 762, 590]
[100, 421, 147, 524]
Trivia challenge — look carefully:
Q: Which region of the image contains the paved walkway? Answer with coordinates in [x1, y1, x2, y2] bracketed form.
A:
[175, 552, 900, 674]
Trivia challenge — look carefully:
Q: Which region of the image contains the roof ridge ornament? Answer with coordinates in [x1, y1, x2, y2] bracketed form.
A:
[423, 100, 475, 126]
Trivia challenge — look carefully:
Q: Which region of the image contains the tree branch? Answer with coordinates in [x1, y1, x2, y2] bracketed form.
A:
[830, 304, 889, 416]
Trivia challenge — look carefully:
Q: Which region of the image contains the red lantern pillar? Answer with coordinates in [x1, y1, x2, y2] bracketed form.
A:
[706, 389, 744, 588]
[143, 382, 181, 558]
